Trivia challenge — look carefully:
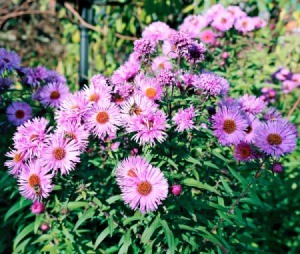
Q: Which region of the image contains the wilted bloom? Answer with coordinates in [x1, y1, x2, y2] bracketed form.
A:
[6, 101, 32, 126]
[0, 48, 21, 74]
[18, 160, 53, 201]
[151, 56, 172, 72]
[133, 38, 156, 60]
[173, 106, 197, 132]
[212, 105, 248, 145]
[234, 17, 255, 33]
[200, 30, 216, 44]
[211, 11, 234, 31]
[39, 82, 70, 108]
[127, 110, 168, 146]
[142, 21, 173, 42]
[234, 142, 255, 161]
[171, 184, 182, 196]
[42, 133, 81, 175]
[0, 77, 13, 91]
[184, 42, 206, 63]
[31, 201, 45, 214]
[179, 15, 208, 38]
[169, 31, 192, 55]
[5, 149, 25, 176]
[272, 162, 283, 173]
[193, 72, 230, 96]
[254, 119, 297, 157]
[238, 94, 266, 115]
[21, 66, 48, 88]
[156, 69, 175, 86]
[116, 156, 168, 213]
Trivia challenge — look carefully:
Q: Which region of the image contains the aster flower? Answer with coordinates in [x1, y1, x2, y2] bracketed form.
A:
[263, 107, 282, 121]
[112, 82, 135, 104]
[84, 101, 122, 139]
[272, 67, 292, 81]
[42, 133, 81, 175]
[5, 149, 26, 176]
[0, 48, 21, 74]
[282, 80, 298, 94]
[254, 119, 297, 157]
[44, 70, 66, 85]
[244, 114, 260, 143]
[13, 117, 50, 160]
[260, 87, 277, 104]
[137, 77, 163, 101]
[6, 101, 32, 126]
[200, 30, 216, 44]
[116, 156, 168, 213]
[169, 31, 192, 55]
[291, 73, 300, 85]
[238, 94, 266, 115]
[212, 106, 248, 145]
[21, 66, 48, 88]
[83, 82, 111, 104]
[156, 70, 175, 86]
[151, 56, 172, 72]
[133, 38, 156, 60]
[39, 82, 70, 108]
[179, 15, 208, 38]
[181, 73, 196, 87]
[0, 77, 13, 91]
[227, 6, 247, 20]
[55, 122, 89, 152]
[173, 105, 197, 132]
[234, 17, 255, 33]
[252, 17, 267, 29]
[18, 160, 53, 201]
[142, 21, 173, 42]
[233, 142, 255, 161]
[184, 42, 206, 63]
[211, 11, 234, 31]
[162, 41, 178, 59]
[90, 74, 109, 88]
[126, 109, 168, 146]
[204, 4, 225, 23]
[193, 72, 230, 96]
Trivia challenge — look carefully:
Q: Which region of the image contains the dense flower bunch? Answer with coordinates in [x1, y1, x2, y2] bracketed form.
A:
[178, 4, 267, 46]
[271, 67, 300, 94]
[4, 18, 298, 216]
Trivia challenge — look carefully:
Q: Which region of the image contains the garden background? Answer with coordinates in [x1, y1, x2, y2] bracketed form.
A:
[0, 0, 299, 253]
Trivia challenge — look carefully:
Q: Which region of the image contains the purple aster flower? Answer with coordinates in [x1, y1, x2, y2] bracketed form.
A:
[13, 117, 50, 160]
[186, 42, 206, 63]
[83, 82, 111, 104]
[212, 106, 248, 145]
[263, 107, 282, 121]
[244, 113, 260, 143]
[169, 31, 192, 55]
[142, 21, 173, 42]
[193, 72, 230, 96]
[133, 38, 156, 60]
[233, 142, 255, 161]
[181, 73, 196, 87]
[272, 67, 292, 82]
[126, 109, 168, 146]
[21, 66, 48, 88]
[39, 82, 70, 108]
[272, 162, 283, 173]
[238, 94, 266, 115]
[156, 69, 175, 86]
[260, 87, 277, 104]
[112, 82, 134, 104]
[45, 70, 66, 85]
[5, 149, 26, 176]
[173, 105, 197, 132]
[6, 101, 32, 126]
[0, 48, 21, 74]
[18, 160, 53, 201]
[254, 119, 297, 157]
[0, 77, 13, 91]
[41, 133, 81, 175]
[84, 101, 122, 139]
[137, 77, 163, 101]
[90, 74, 109, 88]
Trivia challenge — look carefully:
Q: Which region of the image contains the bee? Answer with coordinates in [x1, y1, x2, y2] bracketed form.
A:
[33, 184, 42, 196]
[129, 103, 142, 116]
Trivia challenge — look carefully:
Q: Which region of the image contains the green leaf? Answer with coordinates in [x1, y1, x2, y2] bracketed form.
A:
[118, 230, 131, 254]
[183, 178, 220, 195]
[67, 201, 88, 210]
[141, 215, 161, 244]
[73, 207, 95, 231]
[5, 198, 31, 221]
[94, 227, 110, 250]
[227, 166, 247, 185]
[204, 161, 219, 170]
[186, 156, 202, 166]
[13, 222, 34, 250]
[34, 214, 42, 234]
[160, 219, 176, 254]
[106, 195, 122, 204]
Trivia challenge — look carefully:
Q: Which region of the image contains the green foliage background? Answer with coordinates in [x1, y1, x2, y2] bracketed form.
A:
[0, 0, 299, 253]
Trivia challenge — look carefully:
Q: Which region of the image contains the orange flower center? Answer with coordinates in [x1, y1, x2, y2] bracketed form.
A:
[28, 174, 41, 188]
[158, 63, 165, 69]
[127, 168, 137, 178]
[242, 21, 248, 28]
[223, 119, 236, 134]
[221, 18, 227, 24]
[15, 110, 25, 119]
[89, 93, 100, 102]
[13, 153, 22, 162]
[53, 147, 66, 160]
[137, 181, 152, 196]
[96, 111, 109, 124]
[267, 133, 282, 145]
[145, 87, 157, 99]
[50, 90, 60, 100]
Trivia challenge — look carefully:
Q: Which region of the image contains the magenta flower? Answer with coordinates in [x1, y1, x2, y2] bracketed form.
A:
[5, 149, 25, 176]
[212, 106, 248, 145]
[142, 21, 173, 42]
[272, 162, 283, 173]
[116, 156, 168, 213]
[18, 160, 53, 201]
[233, 142, 255, 161]
[282, 80, 299, 94]
[133, 38, 156, 59]
[41, 133, 81, 175]
[6, 101, 32, 127]
[83, 82, 111, 104]
[173, 105, 197, 132]
[171, 184, 182, 196]
[238, 94, 266, 115]
[200, 30, 216, 45]
[137, 77, 163, 101]
[234, 17, 255, 33]
[254, 119, 297, 157]
[39, 82, 70, 108]
[179, 15, 208, 38]
[31, 201, 45, 214]
[84, 101, 121, 139]
[151, 56, 172, 72]
[211, 11, 234, 31]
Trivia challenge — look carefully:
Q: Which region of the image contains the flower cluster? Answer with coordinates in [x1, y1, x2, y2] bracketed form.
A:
[271, 67, 300, 94]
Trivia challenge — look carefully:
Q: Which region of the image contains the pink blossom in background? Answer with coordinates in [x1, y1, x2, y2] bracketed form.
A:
[238, 94, 266, 114]
[179, 15, 208, 38]
[227, 6, 247, 20]
[204, 4, 225, 23]
[291, 73, 300, 85]
[211, 11, 234, 31]
[275, 68, 291, 81]
[142, 21, 173, 42]
[200, 30, 216, 44]
[234, 17, 255, 33]
[282, 80, 299, 93]
[162, 40, 178, 59]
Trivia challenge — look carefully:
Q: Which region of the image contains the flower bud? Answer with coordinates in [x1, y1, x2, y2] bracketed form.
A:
[40, 223, 49, 231]
[221, 52, 229, 59]
[31, 201, 44, 214]
[171, 184, 182, 196]
[272, 162, 283, 174]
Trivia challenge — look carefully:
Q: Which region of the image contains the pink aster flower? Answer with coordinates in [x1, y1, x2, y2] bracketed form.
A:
[55, 91, 88, 126]
[263, 107, 282, 122]
[151, 56, 172, 72]
[179, 15, 208, 38]
[282, 80, 299, 93]
[5, 149, 26, 176]
[83, 82, 111, 105]
[204, 4, 225, 23]
[127, 110, 168, 146]
[13, 117, 50, 160]
[252, 17, 267, 29]
[116, 156, 168, 213]
[6, 101, 32, 126]
[274, 68, 291, 81]
[55, 122, 89, 152]
[227, 6, 247, 20]
[90, 74, 109, 88]
[162, 40, 178, 59]
[244, 114, 260, 143]
[84, 101, 121, 139]
[173, 105, 197, 132]
[142, 21, 173, 42]
[291, 73, 300, 85]
[200, 30, 216, 44]
[211, 11, 234, 31]
[254, 119, 297, 157]
[41, 133, 81, 175]
[39, 82, 70, 108]
[234, 17, 255, 33]
[233, 142, 255, 161]
[212, 106, 248, 146]
[137, 77, 163, 101]
[238, 94, 266, 114]
[18, 160, 53, 201]
[120, 94, 158, 125]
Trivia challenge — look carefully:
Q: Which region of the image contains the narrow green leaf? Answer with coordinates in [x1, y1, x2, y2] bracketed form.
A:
[141, 215, 161, 244]
[73, 207, 95, 231]
[106, 195, 122, 204]
[5, 198, 31, 221]
[183, 178, 220, 195]
[118, 230, 131, 254]
[204, 161, 219, 170]
[160, 219, 176, 254]
[227, 166, 247, 185]
[13, 222, 34, 250]
[94, 227, 110, 250]
[67, 201, 88, 210]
